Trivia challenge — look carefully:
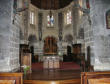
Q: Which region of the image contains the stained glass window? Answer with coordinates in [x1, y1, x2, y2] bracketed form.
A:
[30, 11, 34, 24]
[13, 0, 17, 9]
[47, 15, 54, 27]
[86, 0, 90, 9]
[106, 10, 110, 29]
[24, 0, 28, 8]
[13, 0, 17, 14]
[66, 11, 72, 25]
[79, 0, 83, 18]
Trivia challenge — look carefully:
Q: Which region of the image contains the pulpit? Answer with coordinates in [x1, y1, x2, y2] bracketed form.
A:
[43, 56, 60, 69]
[20, 44, 31, 73]
[21, 53, 32, 73]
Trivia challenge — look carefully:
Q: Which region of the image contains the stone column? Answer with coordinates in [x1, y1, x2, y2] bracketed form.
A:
[0, 0, 23, 72]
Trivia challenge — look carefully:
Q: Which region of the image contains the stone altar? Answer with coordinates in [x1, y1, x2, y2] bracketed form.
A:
[43, 56, 60, 69]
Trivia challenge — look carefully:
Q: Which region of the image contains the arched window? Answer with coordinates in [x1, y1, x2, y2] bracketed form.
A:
[67, 11, 72, 24]
[30, 11, 35, 25]
[13, 0, 17, 14]
[47, 15, 54, 27]
[13, 0, 17, 9]
[106, 10, 110, 29]
[86, 0, 90, 9]
[65, 11, 72, 25]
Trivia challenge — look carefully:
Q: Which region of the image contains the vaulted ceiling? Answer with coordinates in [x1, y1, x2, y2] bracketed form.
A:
[31, 0, 73, 10]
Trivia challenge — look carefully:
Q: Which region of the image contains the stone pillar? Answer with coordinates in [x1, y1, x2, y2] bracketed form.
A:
[90, 0, 110, 71]
[0, 0, 21, 72]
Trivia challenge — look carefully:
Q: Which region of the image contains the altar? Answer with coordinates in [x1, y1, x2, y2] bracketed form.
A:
[43, 56, 60, 69]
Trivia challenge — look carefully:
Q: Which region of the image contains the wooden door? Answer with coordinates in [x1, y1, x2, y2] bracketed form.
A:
[44, 36, 57, 55]
[72, 44, 81, 55]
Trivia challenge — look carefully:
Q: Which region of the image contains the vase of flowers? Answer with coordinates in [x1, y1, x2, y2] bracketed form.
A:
[21, 65, 30, 75]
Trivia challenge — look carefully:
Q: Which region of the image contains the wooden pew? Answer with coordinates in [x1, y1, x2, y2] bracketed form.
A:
[0, 73, 23, 84]
[81, 72, 110, 84]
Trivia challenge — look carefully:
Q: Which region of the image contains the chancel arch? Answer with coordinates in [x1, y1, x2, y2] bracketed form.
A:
[42, 30, 58, 40]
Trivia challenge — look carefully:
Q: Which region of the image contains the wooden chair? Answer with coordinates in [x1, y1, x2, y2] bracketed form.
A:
[0, 73, 23, 84]
[81, 72, 110, 84]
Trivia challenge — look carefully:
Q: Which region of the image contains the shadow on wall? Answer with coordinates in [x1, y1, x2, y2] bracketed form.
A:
[64, 34, 73, 43]
[20, 30, 24, 40]
[28, 35, 37, 44]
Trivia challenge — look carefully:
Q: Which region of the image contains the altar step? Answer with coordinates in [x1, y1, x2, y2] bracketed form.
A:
[24, 79, 81, 84]
[32, 62, 80, 71]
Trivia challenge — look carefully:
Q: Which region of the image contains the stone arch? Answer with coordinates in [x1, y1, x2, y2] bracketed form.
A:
[43, 35, 58, 41]
[42, 30, 58, 41]
[64, 34, 73, 43]
[28, 35, 37, 44]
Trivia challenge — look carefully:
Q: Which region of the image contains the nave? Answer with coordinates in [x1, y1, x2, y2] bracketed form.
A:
[1, 0, 110, 84]
[24, 69, 81, 84]
[24, 69, 81, 80]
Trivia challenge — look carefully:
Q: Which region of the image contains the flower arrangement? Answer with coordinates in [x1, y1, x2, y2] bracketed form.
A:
[21, 65, 30, 75]
[58, 52, 62, 56]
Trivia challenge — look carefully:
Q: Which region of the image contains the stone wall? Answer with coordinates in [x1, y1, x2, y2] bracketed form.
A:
[79, 0, 110, 71]
[0, 0, 24, 72]
[28, 4, 38, 43]
[90, 0, 110, 71]
[20, 0, 30, 44]
[0, 0, 12, 72]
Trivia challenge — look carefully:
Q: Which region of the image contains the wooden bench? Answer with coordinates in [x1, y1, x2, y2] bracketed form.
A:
[0, 73, 23, 84]
[81, 72, 110, 84]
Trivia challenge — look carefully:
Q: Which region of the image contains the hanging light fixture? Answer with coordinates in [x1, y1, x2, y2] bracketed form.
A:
[49, 10, 52, 18]
[49, 0, 52, 19]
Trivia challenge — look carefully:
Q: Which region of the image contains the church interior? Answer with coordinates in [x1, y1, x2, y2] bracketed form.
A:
[1, 0, 110, 84]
